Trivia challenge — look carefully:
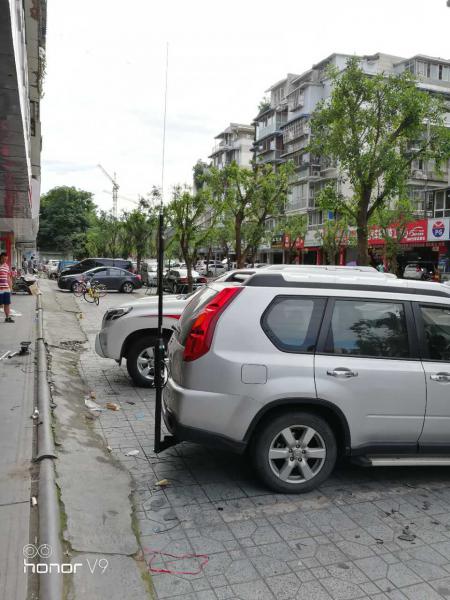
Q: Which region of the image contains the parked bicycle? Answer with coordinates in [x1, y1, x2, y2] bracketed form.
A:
[72, 280, 107, 305]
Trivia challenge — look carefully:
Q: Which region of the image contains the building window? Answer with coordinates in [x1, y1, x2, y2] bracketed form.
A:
[434, 190, 450, 218]
[308, 210, 323, 227]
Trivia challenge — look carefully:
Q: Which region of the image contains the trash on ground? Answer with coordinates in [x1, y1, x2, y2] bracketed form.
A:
[84, 398, 104, 411]
[155, 479, 170, 487]
[125, 449, 140, 456]
[106, 402, 120, 411]
[106, 446, 112, 452]
[89, 391, 96, 399]
[398, 526, 416, 542]
[31, 496, 37, 507]
[31, 408, 39, 419]
[145, 549, 209, 575]
[126, 400, 136, 405]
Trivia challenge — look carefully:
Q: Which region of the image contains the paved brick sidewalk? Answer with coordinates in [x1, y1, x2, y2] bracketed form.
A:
[64, 286, 450, 600]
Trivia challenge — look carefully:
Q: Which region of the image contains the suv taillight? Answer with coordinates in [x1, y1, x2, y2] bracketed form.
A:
[183, 287, 242, 362]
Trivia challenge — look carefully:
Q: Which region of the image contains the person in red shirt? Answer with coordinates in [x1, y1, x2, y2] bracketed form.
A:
[0, 253, 14, 323]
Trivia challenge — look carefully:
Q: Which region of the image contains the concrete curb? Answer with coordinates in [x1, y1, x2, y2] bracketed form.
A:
[35, 292, 63, 600]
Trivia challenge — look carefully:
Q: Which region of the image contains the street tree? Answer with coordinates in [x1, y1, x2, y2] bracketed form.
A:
[309, 57, 450, 265]
[371, 197, 415, 275]
[167, 186, 217, 291]
[38, 186, 97, 257]
[315, 215, 353, 265]
[206, 161, 294, 267]
[122, 206, 156, 271]
[86, 211, 123, 258]
[275, 214, 307, 264]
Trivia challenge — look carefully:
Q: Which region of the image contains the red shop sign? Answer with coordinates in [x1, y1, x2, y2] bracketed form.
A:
[368, 220, 427, 246]
[295, 236, 304, 250]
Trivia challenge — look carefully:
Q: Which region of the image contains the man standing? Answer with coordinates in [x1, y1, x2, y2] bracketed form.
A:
[0, 252, 14, 323]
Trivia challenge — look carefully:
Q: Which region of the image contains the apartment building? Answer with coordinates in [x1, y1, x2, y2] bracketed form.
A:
[255, 53, 450, 265]
[0, 0, 46, 266]
[209, 123, 254, 169]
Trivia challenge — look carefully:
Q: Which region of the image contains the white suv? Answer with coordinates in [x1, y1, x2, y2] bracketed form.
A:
[95, 270, 258, 386]
[165, 270, 450, 493]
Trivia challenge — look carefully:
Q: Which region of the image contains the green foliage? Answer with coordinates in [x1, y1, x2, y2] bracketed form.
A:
[192, 160, 210, 191]
[315, 215, 354, 265]
[121, 208, 156, 271]
[275, 214, 307, 263]
[85, 211, 122, 258]
[38, 186, 97, 258]
[310, 57, 450, 264]
[370, 197, 415, 274]
[205, 161, 294, 266]
[166, 186, 215, 289]
[257, 96, 271, 115]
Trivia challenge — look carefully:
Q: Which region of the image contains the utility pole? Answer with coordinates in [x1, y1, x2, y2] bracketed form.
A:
[97, 164, 119, 218]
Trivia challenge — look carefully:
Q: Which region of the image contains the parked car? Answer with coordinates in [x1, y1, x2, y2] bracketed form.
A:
[95, 269, 253, 386]
[196, 260, 227, 276]
[58, 266, 142, 293]
[164, 269, 450, 493]
[403, 261, 440, 281]
[57, 260, 78, 277]
[163, 268, 206, 293]
[46, 259, 60, 279]
[95, 292, 197, 386]
[59, 258, 133, 278]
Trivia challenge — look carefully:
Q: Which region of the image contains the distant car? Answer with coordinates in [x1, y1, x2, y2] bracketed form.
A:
[46, 259, 60, 279]
[403, 262, 439, 281]
[163, 268, 206, 293]
[57, 260, 78, 277]
[58, 266, 142, 293]
[59, 258, 133, 278]
[196, 261, 227, 276]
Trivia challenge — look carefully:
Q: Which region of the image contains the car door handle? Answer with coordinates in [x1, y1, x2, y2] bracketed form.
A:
[327, 367, 358, 378]
[430, 372, 450, 383]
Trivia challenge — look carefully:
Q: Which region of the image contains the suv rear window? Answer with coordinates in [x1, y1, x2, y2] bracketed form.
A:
[179, 286, 220, 344]
[261, 296, 326, 352]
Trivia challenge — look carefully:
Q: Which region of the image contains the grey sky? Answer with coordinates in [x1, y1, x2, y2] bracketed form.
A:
[41, 0, 450, 213]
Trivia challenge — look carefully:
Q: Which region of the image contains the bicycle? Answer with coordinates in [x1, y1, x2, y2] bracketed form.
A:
[72, 280, 107, 305]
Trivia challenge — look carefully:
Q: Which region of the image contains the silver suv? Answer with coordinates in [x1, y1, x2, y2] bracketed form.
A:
[165, 270, 450, 493]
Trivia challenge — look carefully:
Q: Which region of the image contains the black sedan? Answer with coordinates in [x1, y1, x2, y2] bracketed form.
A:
[58, 266, 142, 293]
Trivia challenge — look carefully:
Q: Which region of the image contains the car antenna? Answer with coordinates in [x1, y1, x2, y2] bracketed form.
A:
[154, 43, 177, 454]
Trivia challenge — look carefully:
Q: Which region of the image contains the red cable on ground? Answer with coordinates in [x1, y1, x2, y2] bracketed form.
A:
[145, 549, 209, 575]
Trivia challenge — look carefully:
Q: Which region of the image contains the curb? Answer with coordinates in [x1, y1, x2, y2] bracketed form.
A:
[35, 292, 63, 600]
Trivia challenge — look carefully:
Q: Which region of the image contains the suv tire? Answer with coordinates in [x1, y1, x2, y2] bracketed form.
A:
[126, 336, 169, 388]
[252, 411, 337, 493]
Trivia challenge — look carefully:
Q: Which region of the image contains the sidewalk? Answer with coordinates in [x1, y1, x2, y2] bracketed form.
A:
[0, 294, 36, 600]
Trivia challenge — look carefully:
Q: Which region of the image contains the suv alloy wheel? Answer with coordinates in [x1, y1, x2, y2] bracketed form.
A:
[252, 411, 337, 493]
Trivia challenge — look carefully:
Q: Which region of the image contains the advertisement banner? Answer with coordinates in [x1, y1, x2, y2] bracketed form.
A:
[427, 217, 450, 242]
[368, 220, 427, 246]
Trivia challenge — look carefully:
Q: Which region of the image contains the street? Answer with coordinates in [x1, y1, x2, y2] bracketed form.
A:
[40, 280, 450, 600]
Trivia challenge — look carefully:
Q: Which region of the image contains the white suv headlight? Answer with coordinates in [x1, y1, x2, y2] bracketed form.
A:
[104, 307, 133, 322]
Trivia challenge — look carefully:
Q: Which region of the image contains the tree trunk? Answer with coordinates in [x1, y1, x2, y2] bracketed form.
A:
[235, 214, 244, 268]
[356, 212, 370, 266]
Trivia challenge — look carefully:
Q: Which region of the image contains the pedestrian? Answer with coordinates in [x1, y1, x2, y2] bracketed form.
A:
[0, 252, 14, 323]
[22, 256, 27, 274]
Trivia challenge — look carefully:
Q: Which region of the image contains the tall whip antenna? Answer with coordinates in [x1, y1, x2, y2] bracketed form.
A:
[161, 42, 169, 206]
[154, 42, 174, 454]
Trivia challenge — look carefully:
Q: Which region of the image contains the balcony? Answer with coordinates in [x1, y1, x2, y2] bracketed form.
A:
[210, 140, 241, 156]
[255, 119, 287, 141]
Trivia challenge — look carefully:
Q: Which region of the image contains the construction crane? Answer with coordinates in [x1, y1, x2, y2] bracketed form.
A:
[102, 190, 141, 207]
[97, 164, 119, 218]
